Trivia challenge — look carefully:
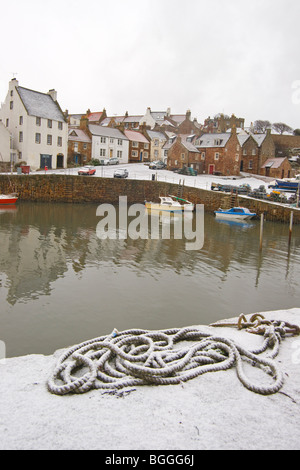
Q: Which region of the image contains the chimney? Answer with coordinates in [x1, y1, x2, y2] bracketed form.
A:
[80, 115, 89, 131]
[48, 89, 57, 101]
[186, 109, 191, 121]
[166, 107, 171, 117]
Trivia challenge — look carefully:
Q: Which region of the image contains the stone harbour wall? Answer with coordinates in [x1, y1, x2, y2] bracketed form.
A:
[0, 174, 299, 223]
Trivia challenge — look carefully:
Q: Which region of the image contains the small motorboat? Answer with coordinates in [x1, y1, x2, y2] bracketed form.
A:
[145, 196, 194, 212]
[214, 206, 256, 220]
[0, 193, 18, 205]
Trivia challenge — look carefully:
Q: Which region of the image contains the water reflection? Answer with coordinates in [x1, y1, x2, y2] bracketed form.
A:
[0, 202, 300, 357]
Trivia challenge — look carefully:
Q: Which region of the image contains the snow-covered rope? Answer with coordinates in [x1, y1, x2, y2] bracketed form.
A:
[47, 315, 299, 396]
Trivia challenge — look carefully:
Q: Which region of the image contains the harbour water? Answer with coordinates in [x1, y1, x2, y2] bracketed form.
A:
[1, 202, 300, 358]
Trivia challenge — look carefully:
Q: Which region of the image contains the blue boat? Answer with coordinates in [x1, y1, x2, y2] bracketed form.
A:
[274, 179, 300, 191]
[214, 207, 256, 220]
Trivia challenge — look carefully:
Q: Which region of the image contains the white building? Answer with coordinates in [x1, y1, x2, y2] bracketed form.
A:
[0, 121, 14, 166]
[89, 124, 129, 163]
[0, 79, 68, 170]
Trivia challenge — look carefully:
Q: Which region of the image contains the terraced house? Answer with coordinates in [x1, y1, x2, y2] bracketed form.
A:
[88, 124, 129, 163]
[0, 79, 68, 170]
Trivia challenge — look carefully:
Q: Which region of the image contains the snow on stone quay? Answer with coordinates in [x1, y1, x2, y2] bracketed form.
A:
[0, 308, 299, 450]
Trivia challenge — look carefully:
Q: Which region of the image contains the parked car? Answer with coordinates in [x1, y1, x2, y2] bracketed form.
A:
[107, 157, 119, 165]
[114, 169, 129, 178]
[78, 165, 96, 175]
[149, 160, 166, 169]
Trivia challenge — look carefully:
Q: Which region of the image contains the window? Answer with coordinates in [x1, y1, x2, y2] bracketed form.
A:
[58, 122, 63, 130]
[117, 139, 122, 145]
[100, 149, 106, 156]
[235, 154, 239, 161]
[10, 101, 13, 110]
[57, 136, 62, 147]
[131, 150, 138, 157]
[201, 152, 205, 160]
[252, 148, 257, 155]
[214, 139, 223, 146]
[47, 134, 52, 145]
[19, 131, 23, 142]
[19, 116, 23, 125]
[154, 150, 158, 157]
[83, 143, 87, 149]
[48, 119, 52, 128]
[35, 133, 41, 144]
[6, 118, 9, 127]
[154, 139, 159, 146]
[243, 149, 247, 156]
[214, 152, 219, 160]
[117, 151, 122, 158]
[110, 138, 114, 143]
[144, 151, 148, 158]
[74, 143, 78, 151]
[100, 137, 106, 143]
[144, 143, 149, 149]
[36, 117, 41, 126]
[248, 160, 253, 169]
[132, 141, 138, 147]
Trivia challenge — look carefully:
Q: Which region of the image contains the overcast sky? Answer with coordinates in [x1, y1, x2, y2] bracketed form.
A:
[0, 0, 299, 129]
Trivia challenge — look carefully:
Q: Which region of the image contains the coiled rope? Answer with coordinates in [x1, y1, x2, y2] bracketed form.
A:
[47, 314, 299, 396]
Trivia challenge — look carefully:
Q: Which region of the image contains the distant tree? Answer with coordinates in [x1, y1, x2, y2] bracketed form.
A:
[253, 120, 272, 133]
[293, 129, 300, 136]
[272, 122, 294, 134]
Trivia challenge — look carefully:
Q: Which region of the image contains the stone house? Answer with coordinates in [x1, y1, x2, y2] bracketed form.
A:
[271, 134, 300, 158]
[260, 157, 293, 179]
[194, 129, 241, 175]
[251, 129, 276, 169]
[203, 114, 245, 133]
[68, 128, 92, 165]
[123, 129, 150, 163]
[177, 110, 202, 135]
[0, 79, 68, 170]
[166, 135, 201, 171]
[238, 134, 260, 174]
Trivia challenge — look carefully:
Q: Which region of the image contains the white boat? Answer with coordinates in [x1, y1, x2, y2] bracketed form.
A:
[214, 207, 256, 220]
[145, 196, 194, 212]
[0, 193, 18, 205]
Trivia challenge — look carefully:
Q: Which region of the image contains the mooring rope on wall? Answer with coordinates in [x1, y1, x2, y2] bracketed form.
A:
[47, 314, 299, 396]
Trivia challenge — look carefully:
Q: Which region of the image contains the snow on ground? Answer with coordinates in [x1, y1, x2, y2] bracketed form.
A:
[0, 308, 299, 450]
[11, 162, 274, 193]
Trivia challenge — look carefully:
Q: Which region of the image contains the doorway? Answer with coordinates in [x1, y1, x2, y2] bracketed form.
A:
[57, 154, 64, 168]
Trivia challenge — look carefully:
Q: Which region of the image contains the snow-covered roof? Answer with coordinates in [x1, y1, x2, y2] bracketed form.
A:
[123, 129, 149, 143]
[195, 133, 231, 148]
[88, 124, 128, 140]
[147, 130, 167, 141]
[261, 157, 287, 169]
[68, 129, 91, 142]
[17, 86, 65, 122]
